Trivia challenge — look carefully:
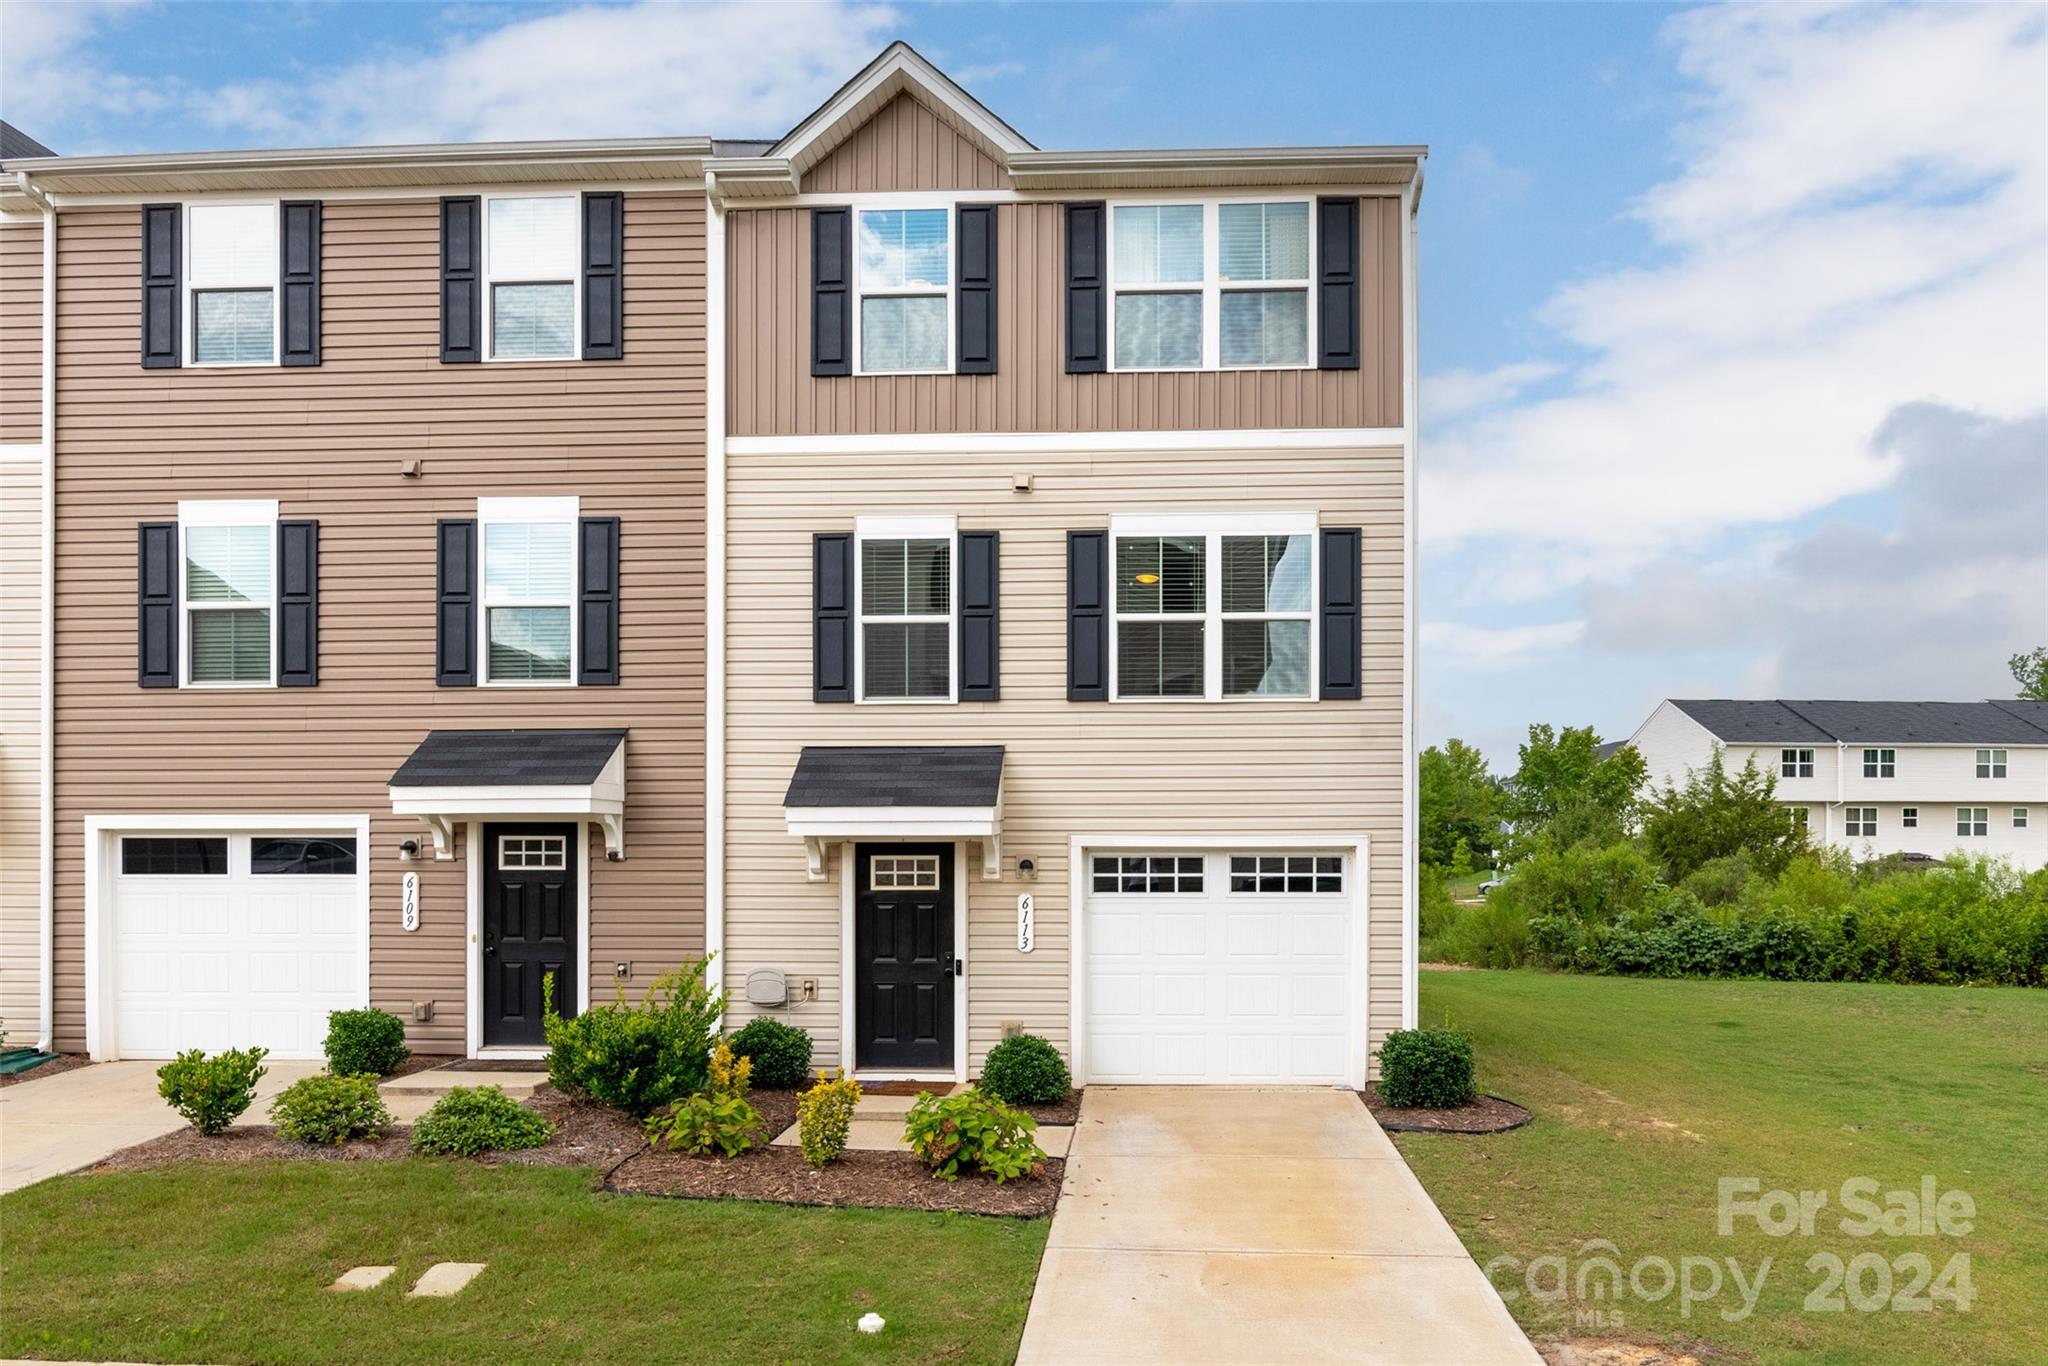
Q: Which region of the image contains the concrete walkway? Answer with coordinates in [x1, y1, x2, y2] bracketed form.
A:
[1015, 1087, 1539, 1366]
[0, 1059, 323, 1193]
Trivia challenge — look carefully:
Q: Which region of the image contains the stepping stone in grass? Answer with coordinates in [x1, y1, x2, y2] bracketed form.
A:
[408, 1262, 487, 1298]
[330, 1266, 396, 1292]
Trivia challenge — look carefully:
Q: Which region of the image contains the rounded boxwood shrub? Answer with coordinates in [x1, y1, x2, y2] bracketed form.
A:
[270, 1072, 391, 1145]
[978, 1033, 1071, 1105]
[157, 1046, 268, 1136]
[410, 1085, 552, 1156]
[323, 1007, 410, 1077]
[727, 1016, 814, 1090]
[1376, 1027, 1475, 1109]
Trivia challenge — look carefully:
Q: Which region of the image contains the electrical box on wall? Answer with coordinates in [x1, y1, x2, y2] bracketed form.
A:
[746, 969, 789, 1007]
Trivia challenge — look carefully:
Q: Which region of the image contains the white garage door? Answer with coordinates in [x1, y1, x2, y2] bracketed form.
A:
[1084, 850, 1357, 1085]
[111, 832, 364, 1059]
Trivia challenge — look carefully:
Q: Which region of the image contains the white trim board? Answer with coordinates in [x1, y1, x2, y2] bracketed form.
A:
[726, 427, 1407, 457]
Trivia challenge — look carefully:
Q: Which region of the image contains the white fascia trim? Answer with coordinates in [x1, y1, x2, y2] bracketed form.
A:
[727, 427, 1406, 457]
[704, 170, 728, 1007]
[177, 497, 278, 525]
[1400, 168, 1421, 1032]
[390, 739, 627, 860]
[1109, 511, 1317, 536]
[37, 202, 54, 1050]
[49, 182, 705, 209]
[82, 813, 372, 1060]
[787, 807, 999, 837]
[771, 43, 1033, 171]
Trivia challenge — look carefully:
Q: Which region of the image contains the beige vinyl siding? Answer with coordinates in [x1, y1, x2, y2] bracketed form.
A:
[722, 441, 1406, 1074]
[48, 194, 707, 1054]
[806, 93, 1012, 193]
[1, 219, 43, 443]
[727, 197, 1403, 436]
[1, 445, 42, 1044]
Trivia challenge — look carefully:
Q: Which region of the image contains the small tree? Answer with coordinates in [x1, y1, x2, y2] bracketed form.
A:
[1502, 724, 1646, 860]
[2011, 646, 2048, 701]
[1640, 746, 1806, 882]
[1418, 739, 1505, 869]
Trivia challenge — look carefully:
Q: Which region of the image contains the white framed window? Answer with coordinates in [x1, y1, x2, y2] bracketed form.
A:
[484, 194, 579, 361]
[1790, 807, 1810, 832]
[1862, 748, 1895, 779]
[1109, 514, 1316, 703]
[2015, 808, 2030, 829]
[179, 499, 277, 687]
[1108, 197, 1313, 373]
[1780, 748, 1814, 778]
[855, 206, 951, 374]
[1902, 807, 1918, 829]
[499, 834, 567, 870]
[1975, 748, 2008, 779]
[479, 496, 578, 685]
[1230, 854, 1343, 893]
[186, 202, 279, 366]
[1956, 807, 1988, 838]
[1845, 807, 1878, 838]
[855, 515, 955, 703]
[869, 854, 943, 891]
[1091, 855, 1204, 894]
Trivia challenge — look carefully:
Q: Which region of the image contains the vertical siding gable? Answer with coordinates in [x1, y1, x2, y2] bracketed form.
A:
[803, 92, 1013, 193]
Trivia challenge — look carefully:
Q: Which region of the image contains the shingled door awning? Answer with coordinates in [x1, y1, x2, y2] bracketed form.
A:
[783, 745, 1005, 881]
[389, 728, 627, 860]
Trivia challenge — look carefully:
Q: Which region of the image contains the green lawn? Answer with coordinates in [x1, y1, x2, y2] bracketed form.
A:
[0, 1162, 1047, 1365]
[1399, 969, 2048, 1365]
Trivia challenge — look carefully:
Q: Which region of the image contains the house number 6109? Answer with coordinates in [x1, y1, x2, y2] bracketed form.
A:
[401, 872, 420, 932]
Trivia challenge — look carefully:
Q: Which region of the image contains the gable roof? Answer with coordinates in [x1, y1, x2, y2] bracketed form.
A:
[770, 42, 1034, 173]
[1, 121, 55, 163]
[1669, 699, 2048, 746]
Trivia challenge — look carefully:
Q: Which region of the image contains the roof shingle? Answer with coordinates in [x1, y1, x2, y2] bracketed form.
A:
[389, 729, 626, 786]
[784, 745, 1004, 808]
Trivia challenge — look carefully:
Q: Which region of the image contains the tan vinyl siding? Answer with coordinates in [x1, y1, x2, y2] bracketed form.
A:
[49, 194, 706, 1054]
[805, 93, 1012, 194]
[722, 441, 1406, 1075]
[728, 197, 1402, 436]
[1, 446, 42, 1044]
[2, 219, 43, 443]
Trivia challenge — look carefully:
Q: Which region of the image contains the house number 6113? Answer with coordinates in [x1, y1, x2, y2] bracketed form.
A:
[1017, 894, 1035, 953]
[401, 872, 420, 932]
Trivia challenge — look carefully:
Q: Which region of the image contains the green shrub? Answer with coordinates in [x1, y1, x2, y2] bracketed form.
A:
[157, 1047, 268, 1136]
[1377, 1028, 1475, 1108]
[1432, 894, 1531, 969]
[322, 1007, 410, 1077]
[410, 1085, 552, 1156]
[544, 959, 722, 1116]
[978, 1033, 1071, 1105]
[727, 1016, 813, 1090]
[270, 1072, 390, 1145]
[645, 1041, 759, 1158]
[797, 1071, 861, 1168]
[904, 1087, 1044, 1183]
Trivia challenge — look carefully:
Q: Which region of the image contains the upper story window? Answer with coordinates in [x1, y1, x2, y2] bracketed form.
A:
[1110, 515, 1314, 702]
[856, 517, 954, 702]
[486, 195, 578, 360]
[479, 497, 577, 684]
[1109, 198, 1312, 372]
[1862, 748, 1896, 779]
[187, 203, 278, 366]
[181, 499, 276, 687]
[856, 208, 951, 374]
[1780, 748, 1814, 778]
[1976, 748, 2008, 779]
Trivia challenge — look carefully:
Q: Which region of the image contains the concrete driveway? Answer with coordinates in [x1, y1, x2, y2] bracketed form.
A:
[1016, 1087, 1539, 1365]
[1, 1059, 324, 1194]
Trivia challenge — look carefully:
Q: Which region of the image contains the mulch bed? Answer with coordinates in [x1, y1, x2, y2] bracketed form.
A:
[1015, 1088, 1083, 1126]
[608, 1146, 1062, 1217]
[385, 1054, 458, 1080]
[0, 1053, 95, 1088]
[1362, 1084, 1532, 1134]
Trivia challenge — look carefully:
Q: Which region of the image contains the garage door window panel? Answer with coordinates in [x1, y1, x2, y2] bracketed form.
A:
[251, 837, 358, 876]
[121, 837, 229, 876]
[1230, 854, 1342, 893]
[1091, 855, 1204, 894]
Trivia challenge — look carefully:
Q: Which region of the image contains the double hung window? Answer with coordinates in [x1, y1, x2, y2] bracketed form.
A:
[479, 498, 578, 684]
[1109, 198, 1312, 371]
[1862, 748, 1895, 779]
[187, 203, 278, 366]
[181, 500, 277, 686]
[856, 208, 951, 373]
[1844, 808, 1878, 838]
[856, 518, 955, 702]
[1780, 749, 1814, 778]
[1110, 517, 1314, 701]
[1956, 807, 1988, 837]
[485, 195, 578, 360]
[1976, 748, 2008, 779]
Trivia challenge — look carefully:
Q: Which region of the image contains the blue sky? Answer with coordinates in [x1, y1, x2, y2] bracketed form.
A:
[6, 2, 2044, 769]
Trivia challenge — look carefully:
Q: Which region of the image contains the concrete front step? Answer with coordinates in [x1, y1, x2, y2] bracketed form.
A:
[380, 1067, 546, 1100]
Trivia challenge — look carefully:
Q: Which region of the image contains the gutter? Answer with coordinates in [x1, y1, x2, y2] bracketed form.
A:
[1399, 157, 1423, 1033]
[18, 171, 57, 1051]
[703, 172, 727, 1009]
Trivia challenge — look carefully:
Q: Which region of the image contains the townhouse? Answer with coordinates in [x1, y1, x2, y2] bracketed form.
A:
[1627, 699, 2048, 870]
[2, 44, 1420, 1088]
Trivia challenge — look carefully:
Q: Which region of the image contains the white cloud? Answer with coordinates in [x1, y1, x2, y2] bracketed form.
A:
[1422, 361, 1561, 424]
[1421, 619, 1586, 672]
[0, 1, 162, 138]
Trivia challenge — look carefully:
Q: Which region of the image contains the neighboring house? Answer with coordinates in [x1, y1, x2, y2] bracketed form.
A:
[3, 44, 1420, 1088]
[1627, 699, 2048, 871]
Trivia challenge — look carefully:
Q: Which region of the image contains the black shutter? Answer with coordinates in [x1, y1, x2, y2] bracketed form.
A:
[1319, 526, 1362, 699]
[581, 192, 623, 361]
[435, 519, 478, 686]
[959, 530, 1000, 700]
[811, 207, 851, 377]
[140, 205, 181, 369]
[138, 522, 179, 687]
[1066, 530, 1109, 700]
[277, 520, 319, 687]
[577, 516, 621, 686]
[1064, 202, 1106, 374]
[279, 200, 321, 367]
[440, 197, 482, 364]
[1316, 197, 1361, 371]
[956, 204, 997, 376]
[813, 532, 854, 702]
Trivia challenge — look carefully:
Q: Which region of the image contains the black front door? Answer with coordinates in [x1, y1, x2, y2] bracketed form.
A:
[482, 823, 578, 1047]
[854, 843, 956, 1071]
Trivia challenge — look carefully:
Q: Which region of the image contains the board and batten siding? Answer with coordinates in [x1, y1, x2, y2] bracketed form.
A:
[804, 93, 1012, 194]
[726, 198, 1404, 436]
[721, 440, 1406, 1074]
[47, 194, 707, 1054]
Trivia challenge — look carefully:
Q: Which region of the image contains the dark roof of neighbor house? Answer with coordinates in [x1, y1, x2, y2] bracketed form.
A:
[0, 121, 55, 162]
[1596, 740, 1628, 760]
[389, 729, 626, 786]
[1670, 700, 2048, 746]
[784, 745, 1005, 808]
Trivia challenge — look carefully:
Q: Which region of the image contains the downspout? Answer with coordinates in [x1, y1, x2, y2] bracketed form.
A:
[702, 170, 726, 1010]
[1400, 158, 1423, 1032]
[20, 172, 57, 1052]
